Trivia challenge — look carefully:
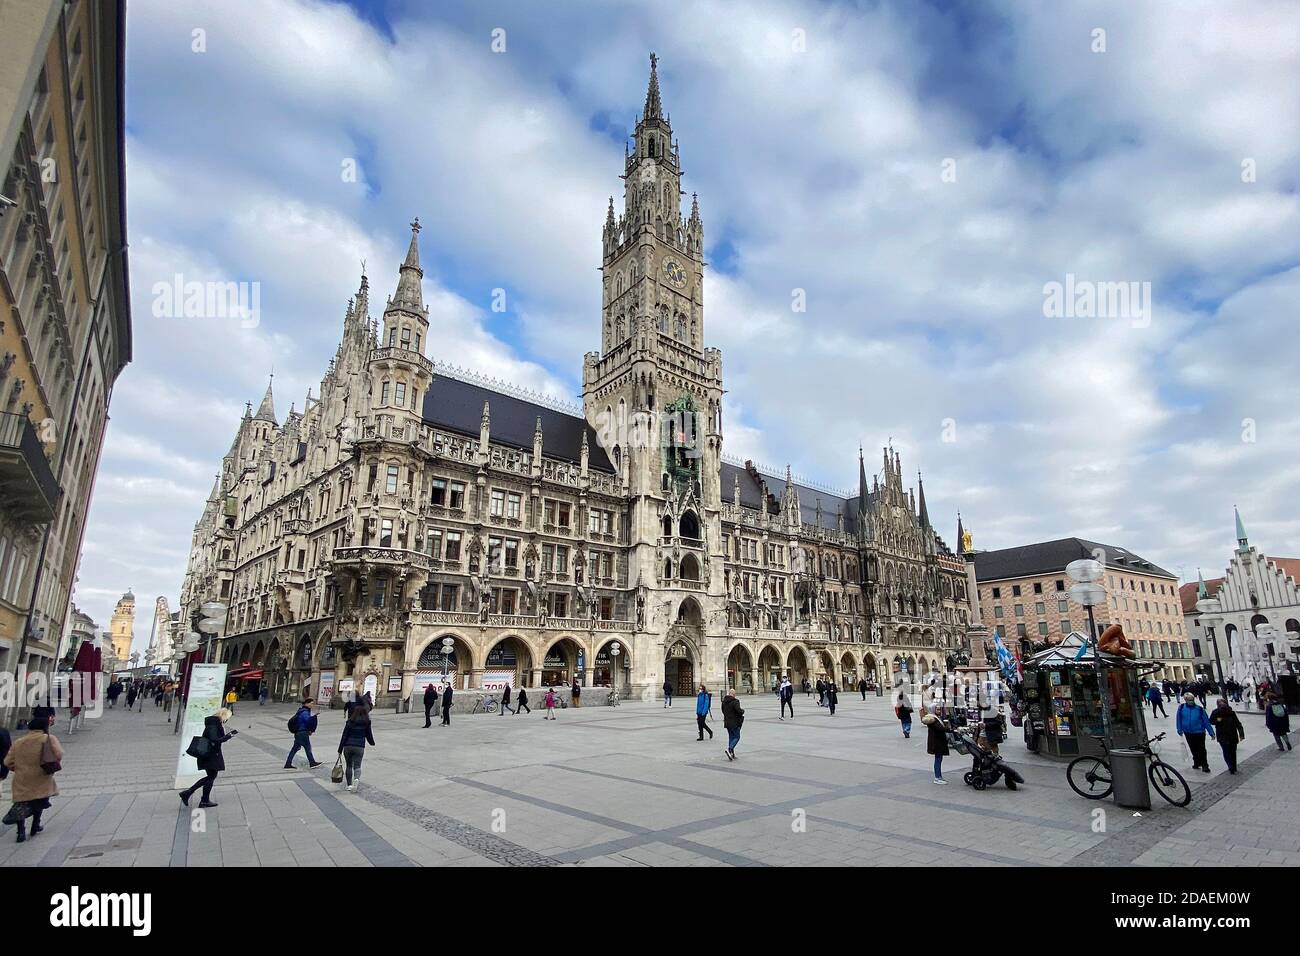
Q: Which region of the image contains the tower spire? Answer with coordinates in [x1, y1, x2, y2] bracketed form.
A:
[917, 470, 930, 529]
[391, 217, 424, 312]
[1234, 506, 1249, 550]
[644, 52, 663, 121]
[253, 375, 277, 423]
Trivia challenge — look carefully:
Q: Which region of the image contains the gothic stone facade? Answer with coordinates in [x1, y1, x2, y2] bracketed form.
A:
[179, 58, 973, 704]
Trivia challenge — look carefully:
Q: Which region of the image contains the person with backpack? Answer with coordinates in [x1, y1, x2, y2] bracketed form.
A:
[662, 679, 673, 708]
[1210, 697, 1246, 773]
[423, 682, 438, 728]
[1265, 693, 1292, 752]
[284, 699, 322, 769]
[779, 677, 794, 720]
[1176, 691, 1215, 773]
[896, 690, 914, 738]
[337, 706, 375, 792]
[179, 708, 235, 809]
[695, 684, 714, 741]
[544, 687, 557, 720]
[721, 688, 744, 760]
[224, 687, 237, 716]
[516, 686, 530, 715]
[1146, 684, 1167, 718]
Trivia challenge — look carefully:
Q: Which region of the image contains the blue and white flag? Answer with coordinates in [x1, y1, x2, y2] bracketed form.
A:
[992, 630, 1018, 683]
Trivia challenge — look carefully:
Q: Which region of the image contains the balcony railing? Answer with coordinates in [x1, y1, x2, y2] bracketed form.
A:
[330, 546, 432, 572]
[0, 411, 61, 524]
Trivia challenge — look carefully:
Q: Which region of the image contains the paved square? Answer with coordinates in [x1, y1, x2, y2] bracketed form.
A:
[2, 692, 1294, 867]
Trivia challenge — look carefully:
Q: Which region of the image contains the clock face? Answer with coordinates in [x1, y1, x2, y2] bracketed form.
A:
[662, 258, 687, 288]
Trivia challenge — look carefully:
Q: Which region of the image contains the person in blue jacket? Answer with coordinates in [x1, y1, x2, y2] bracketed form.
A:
[1146, 684, 1167, 718]
[695, 684, 714, 741]
[1176, 692, 1215, 773]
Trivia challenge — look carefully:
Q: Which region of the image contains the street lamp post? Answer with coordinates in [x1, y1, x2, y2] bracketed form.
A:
[1066, 558, 1110, 749]
[610, 641, 621, 695]
[173, 631, 202, 735]
[1195, 598, 1226, 687]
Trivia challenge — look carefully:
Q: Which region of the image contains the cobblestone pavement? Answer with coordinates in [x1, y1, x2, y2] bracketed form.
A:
[0, 692, 1293, 867]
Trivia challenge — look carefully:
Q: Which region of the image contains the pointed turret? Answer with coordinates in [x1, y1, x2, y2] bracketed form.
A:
[858, 447, 869, 515]
[956, 512, 965, 551]
[917, 471, 930, 529]
[644, 52, 663, 121]
[391, 218, 424, 312]
[253, 377, 277, 423]
[782, 465, 802, 528]
[479, 401, 491, 450]
[1196, 568, 1209, 600]
[1235, 506, 1249, 551]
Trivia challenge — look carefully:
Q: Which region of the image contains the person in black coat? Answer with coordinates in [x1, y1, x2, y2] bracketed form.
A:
[825, 682, 838, 716]
[441, 683, 453, 725]
[423, 683, 437, 728]
[858, 677, 869, 701]
[721, 689, 745, 760]
[180, 710, 237, 808]
[337, 708, 376, 791]
[922, 707, 950, 784]
[516, 686, 530, 715]
[500, 683, 514, 715]
[1209, 698, 1245, 773]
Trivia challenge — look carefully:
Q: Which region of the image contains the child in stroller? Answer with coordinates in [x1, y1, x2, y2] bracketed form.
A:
[946, 722, 1025, 791]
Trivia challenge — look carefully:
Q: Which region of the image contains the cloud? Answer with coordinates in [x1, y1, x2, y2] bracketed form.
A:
[70, 0, 1300, 631]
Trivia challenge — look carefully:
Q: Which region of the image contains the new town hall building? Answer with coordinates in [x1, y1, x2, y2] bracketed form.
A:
[178, 58, 975, 705]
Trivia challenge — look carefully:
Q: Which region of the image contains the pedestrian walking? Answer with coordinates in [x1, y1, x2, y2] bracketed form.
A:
[571, 678, 581, 709]
[179, 708, 235, 809]
[826, 682, 838, 716]
[921, 706, 949, 785]
[721, 689, 744, 760]
[423, 682, 438, 728]
[663, 679, 673, 708]
[779, 677, 794, 720]
[816, 678, 826, 707]
[1146, 684, 1167, 718]
[125, 684, 137, 710]
[516, 686, 530, 715]
[337, 705, 375, 792]
[2, 713, 64, 842]
[224, 688, 237, 716]
[441, 683, 453, 726]
[695, 684, 714, 741]
[500, 683, 515, 715]
[1175, 692, 1215, 772]
[1209, 698, 1245, 773]
[858, 677, 869, 701]
[259, 685, 269, 706]
[284, 699, 322, 769]
[1265, 693, 1292, 751]
[896, 690, 914, 738]
[545, 687, 557, 720]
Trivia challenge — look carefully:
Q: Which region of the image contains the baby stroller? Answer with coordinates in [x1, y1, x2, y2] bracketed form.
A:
[947, 725, 1025, 791]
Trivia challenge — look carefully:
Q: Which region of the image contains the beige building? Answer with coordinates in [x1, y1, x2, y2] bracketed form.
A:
[108, 589, 134, 665]
[180, 57, 974, 706]
[973, 537, 1194, 681]
[0, 0, 131, 696]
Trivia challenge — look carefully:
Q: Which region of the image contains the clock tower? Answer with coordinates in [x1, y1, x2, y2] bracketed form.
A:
[583, 54, 726, 697]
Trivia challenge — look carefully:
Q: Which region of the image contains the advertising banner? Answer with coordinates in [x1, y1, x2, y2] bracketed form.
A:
[173, 663, 227, 790]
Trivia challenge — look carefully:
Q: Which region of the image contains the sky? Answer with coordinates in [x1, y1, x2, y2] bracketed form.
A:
[76, 0, 1300, 645]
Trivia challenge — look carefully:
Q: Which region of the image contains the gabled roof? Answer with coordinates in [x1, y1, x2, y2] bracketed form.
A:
[973, 537, 1175, 582]
[719, 460, 865, 533]
[1267, 556, 1300, 585]
[421, 376, 612, 472]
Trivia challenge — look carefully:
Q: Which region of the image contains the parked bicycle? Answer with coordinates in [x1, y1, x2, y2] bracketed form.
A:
[1066, 732, 1190, 806]
[606, 688, 620, 707]
[471, 694, 498, 715]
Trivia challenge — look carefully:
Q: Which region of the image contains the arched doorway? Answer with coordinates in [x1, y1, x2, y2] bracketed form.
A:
[665, 638, 696, 697]
[786, 646, 809, 688]
[863, 652, 878, 689]
[416, 634, 471, 691]
[485, 635, 533, 690]
[542, 637, 584, 687]
[726, 644, 754, 693]
[291, 634, 314, 700]
[840, 652, 857, 690]
[594, 639, 630, 693]
[819, 650, 836, 686]
[756, 645, 782, 692]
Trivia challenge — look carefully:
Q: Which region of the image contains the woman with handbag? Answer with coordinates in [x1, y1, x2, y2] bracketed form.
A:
[336, 706, 375, 792]
[179, 708, 237, 809]
[3, 712, 64, 843]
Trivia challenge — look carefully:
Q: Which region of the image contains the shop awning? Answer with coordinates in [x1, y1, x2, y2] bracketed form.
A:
[1024, 632, 1151, 668]
[228, 668, 265, 680]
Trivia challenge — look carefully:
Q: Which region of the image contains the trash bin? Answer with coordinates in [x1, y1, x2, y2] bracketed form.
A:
[1109, 748, 1151, 809]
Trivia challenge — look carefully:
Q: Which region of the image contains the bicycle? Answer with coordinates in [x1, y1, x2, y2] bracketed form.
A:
[606, 688, 620, 707]
[1066, 732, 1190, 806]
[471, 694, 498, 715]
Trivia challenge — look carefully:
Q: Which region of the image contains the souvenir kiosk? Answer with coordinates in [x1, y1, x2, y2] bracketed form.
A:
[1021, 632, 1151, 759]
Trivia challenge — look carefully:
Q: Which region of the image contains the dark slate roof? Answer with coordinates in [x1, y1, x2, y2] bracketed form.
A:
[719, 460, 866, 533]
[422, 376, 613, 472]
[973, 537, 1175, 582]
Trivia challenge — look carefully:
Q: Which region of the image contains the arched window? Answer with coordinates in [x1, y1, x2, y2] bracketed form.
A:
[679, 553, 701, 581]
[663, 514, 673, 538]
[679, 510, 700, 539]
